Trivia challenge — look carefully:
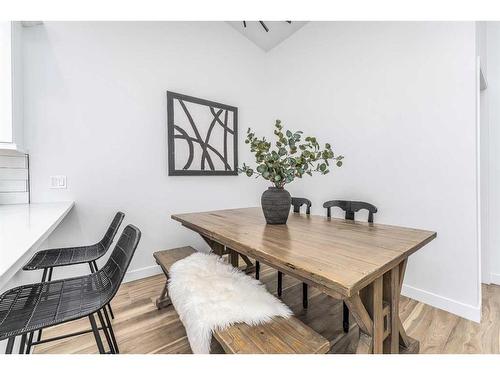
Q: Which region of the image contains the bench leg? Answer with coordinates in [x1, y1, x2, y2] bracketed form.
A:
[156, 280, 172, 309]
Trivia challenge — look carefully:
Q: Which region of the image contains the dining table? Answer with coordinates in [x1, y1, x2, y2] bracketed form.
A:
[171, 207, 437, 354]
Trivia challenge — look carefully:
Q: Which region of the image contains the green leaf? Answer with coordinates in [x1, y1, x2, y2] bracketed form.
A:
[246, 169, 254, 177]
[256, 164, 267, 173]
[320, 163, 327, 171]
[286, 130, 293, 138]
[336, 160, 343, 167]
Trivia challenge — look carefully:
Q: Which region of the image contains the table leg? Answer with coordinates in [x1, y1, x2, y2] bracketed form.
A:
[397, 260, 411, 348]
[200, 235, 226, 256]
[229, 250, 239, 267]
[346, 260, 419, 354]
[383, 265, 400, 353]
[239, 254, 257, 274]
[372, 276, 384, 353]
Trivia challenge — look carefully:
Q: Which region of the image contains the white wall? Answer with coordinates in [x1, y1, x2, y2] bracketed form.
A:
[22, 21, 269, 281]
[20, 21, 482, 321]
[0, 22, 12, 142]
[262, 22, 480, 321]
[487, 22, 500, 285]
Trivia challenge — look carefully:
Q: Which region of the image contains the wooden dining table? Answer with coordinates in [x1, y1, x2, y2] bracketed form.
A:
[171, 207, 436, 354]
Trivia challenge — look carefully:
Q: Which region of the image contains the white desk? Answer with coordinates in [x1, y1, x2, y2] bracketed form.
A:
[0, 201, 74, 290]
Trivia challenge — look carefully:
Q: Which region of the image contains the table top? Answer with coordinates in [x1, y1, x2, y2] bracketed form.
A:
[0, 201, 74, 289]
[172, 207, 436, 297]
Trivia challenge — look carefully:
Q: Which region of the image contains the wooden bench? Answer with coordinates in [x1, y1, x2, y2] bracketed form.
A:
[153, 246, 196, 309]
[153, 247, 330, 354]
[213, 316, 330, 354]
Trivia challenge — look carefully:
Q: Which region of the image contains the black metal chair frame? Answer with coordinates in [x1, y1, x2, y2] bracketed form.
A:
[321, 199, 378, 333]
[256, 197, 312, 310]
[1, 225, 141, 354]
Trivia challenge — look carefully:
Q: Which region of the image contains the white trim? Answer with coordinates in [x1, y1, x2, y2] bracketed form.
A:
[490, 273, 500, 286]
[476, 56, 484, 304]
[123, 264, 162, 283]
[402, 283, 480, 322]
[122, 265, 484, 322]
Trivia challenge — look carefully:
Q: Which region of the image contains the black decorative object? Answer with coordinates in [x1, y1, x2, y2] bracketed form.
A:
[241, 21, 292, 32]
[167, 91, 238, 176]
[261, 187, 291, 224]
[0, 225, 141, 355]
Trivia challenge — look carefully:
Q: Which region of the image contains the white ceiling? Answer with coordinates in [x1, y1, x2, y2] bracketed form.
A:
[227, 21, 308, 52]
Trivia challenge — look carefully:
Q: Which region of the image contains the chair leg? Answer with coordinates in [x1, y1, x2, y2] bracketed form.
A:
[89, 314, 105, 354]
[343, 301, 350, 333]
[102, 307, 119, 354]
[92, 260, 98, 271]
[26, 332, 34, 354]
[96, 310, 115, 354]
[36, 329, 43, 343]
[107, 304, 115, 320]
[277, 271, 283, 297]
[18, 334, 27, 354]
[89, 262, 95, 273]
[255, 261, 260, 280]
[47, 267, 53, 281]
[36, 270, 50, 342]
[5, 337, 15, 354]
[302, 283, 309, 309]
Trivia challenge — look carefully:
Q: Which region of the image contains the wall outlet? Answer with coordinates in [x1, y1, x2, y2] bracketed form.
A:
[50, 175, 67, 189]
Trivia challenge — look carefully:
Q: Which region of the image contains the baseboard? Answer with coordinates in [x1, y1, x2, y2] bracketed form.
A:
[490, 273, 500, 286]
[123, 266, 481, 322]
[123, 265, 162, 283]
[402, 284, 480, 323]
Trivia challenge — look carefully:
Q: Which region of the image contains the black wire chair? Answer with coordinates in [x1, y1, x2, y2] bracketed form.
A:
[0, 225, 141, 354]
[255, 197, 312, 309]
[322, 200, 378, 333]
[23, 211, 125, 280]
[23, 211, 124, 334]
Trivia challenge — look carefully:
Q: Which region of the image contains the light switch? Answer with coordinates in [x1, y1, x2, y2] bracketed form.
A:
[50, 175, 67, 189]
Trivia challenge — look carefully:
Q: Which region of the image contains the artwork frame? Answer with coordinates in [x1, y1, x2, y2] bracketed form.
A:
[167, 91, 238, 176]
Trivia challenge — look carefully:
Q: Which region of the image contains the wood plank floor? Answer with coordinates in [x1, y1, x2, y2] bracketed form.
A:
[34, 264, 500, 354]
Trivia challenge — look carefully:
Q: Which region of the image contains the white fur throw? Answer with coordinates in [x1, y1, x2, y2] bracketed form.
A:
[167, 252, 292, 354]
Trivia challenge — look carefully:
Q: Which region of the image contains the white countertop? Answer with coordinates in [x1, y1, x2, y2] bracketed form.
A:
[0, 201, 74, 289]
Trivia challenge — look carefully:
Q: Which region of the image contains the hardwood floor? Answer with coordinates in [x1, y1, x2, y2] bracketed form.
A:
[34, 264, 500, 354]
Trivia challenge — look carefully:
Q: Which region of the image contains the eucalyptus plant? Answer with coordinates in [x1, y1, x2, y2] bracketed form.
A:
[239, 120, 344, 188]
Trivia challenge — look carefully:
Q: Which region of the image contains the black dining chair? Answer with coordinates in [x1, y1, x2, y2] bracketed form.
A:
[255, 197, 312, 309]
[322, 200, 378, 333]
[0, 225, 141, 354]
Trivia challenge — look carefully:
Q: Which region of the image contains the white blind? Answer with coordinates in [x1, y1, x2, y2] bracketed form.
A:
[0, 22, 12, 143]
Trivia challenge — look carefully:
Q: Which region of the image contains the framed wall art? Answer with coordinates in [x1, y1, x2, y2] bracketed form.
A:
[167, 91, 238, 176]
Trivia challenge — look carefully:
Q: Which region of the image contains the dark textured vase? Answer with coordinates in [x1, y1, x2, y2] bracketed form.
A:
[261, 187, 291, 225]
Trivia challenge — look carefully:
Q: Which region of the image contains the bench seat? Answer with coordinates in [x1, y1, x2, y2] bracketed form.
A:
[153, 246, 330, 354]
[214, 316, 330, 354]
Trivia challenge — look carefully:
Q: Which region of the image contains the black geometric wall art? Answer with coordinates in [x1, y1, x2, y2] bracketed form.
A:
[167, 91, 238, 176]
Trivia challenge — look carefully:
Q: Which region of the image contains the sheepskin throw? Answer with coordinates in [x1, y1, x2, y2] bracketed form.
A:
[167, 252, 292, 354]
